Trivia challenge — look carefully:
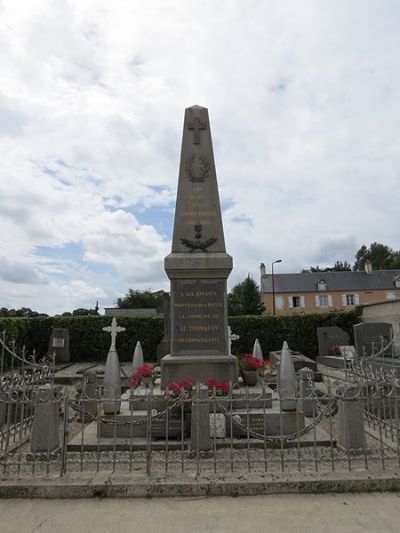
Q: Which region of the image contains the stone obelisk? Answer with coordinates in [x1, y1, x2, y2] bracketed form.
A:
[161, 105, 238, 387]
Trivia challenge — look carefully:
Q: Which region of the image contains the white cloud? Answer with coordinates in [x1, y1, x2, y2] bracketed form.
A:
[0, 0, 400, 312]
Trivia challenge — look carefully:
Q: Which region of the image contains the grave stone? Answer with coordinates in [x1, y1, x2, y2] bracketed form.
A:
[161, 105, 238, 386]
[317, 327, 350, 357]
[353, 322, 393, 357]
[252, 338, 263, 361]
[227, 326, 239, 355]
[48, 328, 70, 364]
[228, 407, 305, 438]
[132, 341, 144, 373]
[278, 341, 297, 411]
[102, 318, 125, 415]
[270, 349, 319, 375]
[31, 384, 59, 453]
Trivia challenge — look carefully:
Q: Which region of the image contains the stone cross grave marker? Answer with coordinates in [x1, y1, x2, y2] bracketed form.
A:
[228, 326, 239, 355]
[102, 318, 126, 415]
[103, 317, 126, 352]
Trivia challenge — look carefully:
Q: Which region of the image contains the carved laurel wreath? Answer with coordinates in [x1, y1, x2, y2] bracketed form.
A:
[181, 224, 217, 252]
[185, 155, 210, 183]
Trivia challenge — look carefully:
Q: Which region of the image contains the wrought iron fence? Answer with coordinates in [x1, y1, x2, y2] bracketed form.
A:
[0, 330, 55, 377]
[1, 374, 400, 479]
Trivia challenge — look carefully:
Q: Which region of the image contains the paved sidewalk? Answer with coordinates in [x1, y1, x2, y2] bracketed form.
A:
[1, 493, 400, 533]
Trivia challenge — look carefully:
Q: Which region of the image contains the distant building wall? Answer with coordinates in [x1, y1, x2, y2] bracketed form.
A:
[359, 299, 400, 343]
[262, 289, 400, 316]
[104, 308, 160, 317]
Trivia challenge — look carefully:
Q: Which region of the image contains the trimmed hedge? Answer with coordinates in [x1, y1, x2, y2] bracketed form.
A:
[0, 310, 360, 363]
[229, 311, 360, 359]
[0, 316, 163, 363]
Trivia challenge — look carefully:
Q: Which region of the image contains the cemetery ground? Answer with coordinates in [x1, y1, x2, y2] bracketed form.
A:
[1, 493, 400, 533]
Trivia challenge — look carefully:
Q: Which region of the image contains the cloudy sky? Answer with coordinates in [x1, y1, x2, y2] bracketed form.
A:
[1, 0, 399, 315]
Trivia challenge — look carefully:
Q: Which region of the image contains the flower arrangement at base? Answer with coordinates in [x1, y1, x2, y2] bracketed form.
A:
[238, 354, 266, 374]
[330, 344, 342, 356]
[128, 364, 155, 389]
[206, 378, 230, 396]
[164, 378, 194, 400]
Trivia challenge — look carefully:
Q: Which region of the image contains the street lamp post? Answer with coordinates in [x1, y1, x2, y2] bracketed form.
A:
[271, 259, 282, 315]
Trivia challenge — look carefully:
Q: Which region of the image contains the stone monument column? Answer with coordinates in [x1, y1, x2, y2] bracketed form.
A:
[161, 105, 238, 387]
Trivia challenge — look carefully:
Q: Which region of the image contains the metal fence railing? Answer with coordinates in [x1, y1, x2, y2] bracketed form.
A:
[1, 375, 400, 479]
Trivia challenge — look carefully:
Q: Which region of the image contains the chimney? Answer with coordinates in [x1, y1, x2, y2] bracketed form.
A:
[364, 260, 373, 274]
[260, 262, 266, 277]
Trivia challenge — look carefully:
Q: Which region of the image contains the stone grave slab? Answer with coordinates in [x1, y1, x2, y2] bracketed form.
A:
[270, 350, 321, 381]
[317, 327, 349, 357]
[227, 405, 305, 438]
[48, 328, 70, 364]
[353, 322, 393, 357]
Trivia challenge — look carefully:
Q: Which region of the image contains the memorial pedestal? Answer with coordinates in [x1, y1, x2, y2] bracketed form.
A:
[161, 354, 238, 388]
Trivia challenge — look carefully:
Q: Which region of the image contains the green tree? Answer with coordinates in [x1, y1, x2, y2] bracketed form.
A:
[0, 307, 47, 317]
[72, 308, 99, 316]
[117, 289, 169, 309]
[303, 260, 352, 273]
[228, 277, 265, 316]
[353, 242, 400, 271]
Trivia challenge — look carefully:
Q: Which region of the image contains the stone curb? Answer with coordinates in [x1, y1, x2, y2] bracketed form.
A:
[1, 471, 400, 498]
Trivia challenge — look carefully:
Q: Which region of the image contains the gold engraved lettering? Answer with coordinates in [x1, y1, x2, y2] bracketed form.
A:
[179, 337, 220, 343]
[174, 302, 223, 309]
[195, 291, 217, 297]
[180, 325, 219, 332]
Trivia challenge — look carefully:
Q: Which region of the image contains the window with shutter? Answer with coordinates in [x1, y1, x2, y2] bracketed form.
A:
[318, 294, 329, 307]
[275, 296, 284, 309]
[289, 296, 301, 308]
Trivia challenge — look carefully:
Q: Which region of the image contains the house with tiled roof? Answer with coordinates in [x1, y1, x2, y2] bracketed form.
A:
[260, 261, 400, 315]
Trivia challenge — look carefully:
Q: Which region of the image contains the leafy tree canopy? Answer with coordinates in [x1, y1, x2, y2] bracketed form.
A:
[71, 308, 99, 316]
[117, 289, 169, 309]
[302, 243, 400, 273]
[228, 277, 265, 316]
[302, 261, 352, 273]
[0, 307, 48, 317]
[353, 242, 400, 271]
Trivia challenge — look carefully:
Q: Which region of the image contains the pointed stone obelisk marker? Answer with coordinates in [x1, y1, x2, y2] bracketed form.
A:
[132, 340, 144, 373]
[279, 341, 297, 411]
[161, 105, 238, 387]
[252, 338, 264, 361]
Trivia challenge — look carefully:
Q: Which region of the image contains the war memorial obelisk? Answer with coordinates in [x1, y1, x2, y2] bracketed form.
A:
[161, 105, 238, 386]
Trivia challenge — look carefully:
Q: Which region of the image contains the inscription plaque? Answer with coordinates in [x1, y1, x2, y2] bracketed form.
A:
[172, 279, 226, 355]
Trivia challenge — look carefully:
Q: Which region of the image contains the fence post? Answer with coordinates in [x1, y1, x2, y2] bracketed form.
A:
[31, 384, 60, 453]
[338, 382, 366, 452]
[191, 382, 211, 452]
[299, 367, 315, 417]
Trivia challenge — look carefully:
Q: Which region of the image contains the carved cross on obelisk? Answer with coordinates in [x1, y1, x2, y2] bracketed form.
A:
[188, 116, 206, 144]
[103, 317, 126, 352]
